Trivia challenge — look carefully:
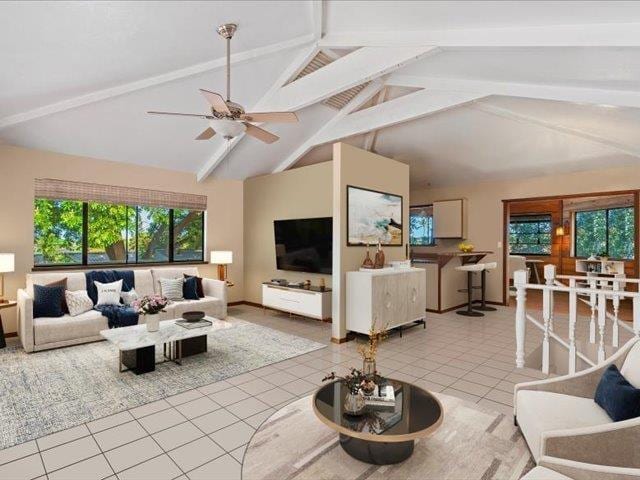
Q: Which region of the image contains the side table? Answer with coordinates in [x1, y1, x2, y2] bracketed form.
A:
[0, 301, 16, 349]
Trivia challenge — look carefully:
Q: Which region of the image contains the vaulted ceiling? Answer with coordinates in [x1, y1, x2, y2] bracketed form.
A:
[2, 1, 640, 187]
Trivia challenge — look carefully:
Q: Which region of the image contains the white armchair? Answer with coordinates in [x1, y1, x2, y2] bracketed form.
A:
[514, 337, 640, 467]
[522, 456, 640, 480]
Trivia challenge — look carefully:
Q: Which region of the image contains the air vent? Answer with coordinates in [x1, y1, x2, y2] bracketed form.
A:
[290, 51, 371, 111]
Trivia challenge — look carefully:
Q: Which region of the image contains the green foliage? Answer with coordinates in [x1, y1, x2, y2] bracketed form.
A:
[575, 207, 634, 259]
[34, 199, 83, 264]
[410, 211, 433, 246]
[509, 217, 551, 255]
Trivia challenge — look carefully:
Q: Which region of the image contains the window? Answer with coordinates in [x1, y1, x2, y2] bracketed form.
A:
[575, 207, 634, 259]
[509, 215, 552, 255]
[410, 205, 434, 246]
[34, 199, 204, 267]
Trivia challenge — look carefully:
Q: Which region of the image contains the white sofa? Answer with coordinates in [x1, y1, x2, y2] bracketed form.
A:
[522, 456, 640, 480]
[17, 267, 227, 352]
[514, 337, 640, 468]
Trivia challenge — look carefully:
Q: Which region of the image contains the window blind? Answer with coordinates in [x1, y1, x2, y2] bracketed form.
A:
[34, 178, 207, 211]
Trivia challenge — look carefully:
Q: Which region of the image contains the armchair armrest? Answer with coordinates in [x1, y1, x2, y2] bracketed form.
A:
[17, 289, 34, 353]
[539, 456, 640, 480]
[514, 338, 639, 407]
[202, 278, 227, 318]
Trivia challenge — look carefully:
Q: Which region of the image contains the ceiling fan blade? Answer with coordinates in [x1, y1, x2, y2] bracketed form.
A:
[243, 122, 279, 144]
[240, 112, 298, 123]
[148, 111, 212, 119]
[195, 127, 216, 140]
[199, 89, 231, 114]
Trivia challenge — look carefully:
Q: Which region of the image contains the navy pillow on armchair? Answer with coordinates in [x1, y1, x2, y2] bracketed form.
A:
[594, 364, 640, 422]
[33, 284, 65, 318]
[183, 276, 200, 300]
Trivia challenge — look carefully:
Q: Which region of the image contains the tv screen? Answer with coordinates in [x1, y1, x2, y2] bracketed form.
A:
[274, 217, 332, 274]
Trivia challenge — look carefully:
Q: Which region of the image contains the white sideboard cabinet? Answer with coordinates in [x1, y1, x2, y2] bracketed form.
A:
[346, 268, 427, 335]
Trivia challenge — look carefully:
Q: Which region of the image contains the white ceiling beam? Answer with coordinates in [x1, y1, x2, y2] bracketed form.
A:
[0, 33, 316, 130]
[272, 81, 385, 173]
[362, 87, 388, 152]
[260, 46, 438, 112]
[319, 23, 640, 47]
[197, 44, 320, 182]
[313, 89, 486, 146]
[386, 75, 640, 109]
[473, 101, 640, 159]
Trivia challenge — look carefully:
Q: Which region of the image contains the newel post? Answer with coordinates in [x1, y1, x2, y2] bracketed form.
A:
[544, 264, 556, 332]
[514, 270, 528, 369]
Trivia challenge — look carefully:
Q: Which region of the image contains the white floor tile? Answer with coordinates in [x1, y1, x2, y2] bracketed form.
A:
[152, 422, 204, 452]
[117, 454, 182, 480]
[104, 437, 163, 473]
[93, 421, 148, 452]
[168, 436, 224, 472]
[47, 454, 113, 480]
[129, 399, 171, 419]
[0, 441, 38, 466]
[87, 411, 135, 434]
[190, 409, 239, 434]
[208, 422, 254, 451]
[41, 435, 101, 472]
[138, 408, 187, 434]
[225, 398, 270, 420]
[229, 445, 246, 463]
[166, 389, 204, 407]
[37, 424, 90, 451]
[208, 386, 250, 407]
[0, 453, 45, 479]
[175, 396, 220, 420]
[186, 454, 240, 480]
[244, 408, 276, 429]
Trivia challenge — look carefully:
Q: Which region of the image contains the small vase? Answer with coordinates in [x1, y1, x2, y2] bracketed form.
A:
[362, 357, 376, 378]
[344, 390, 365, 415]
[146, 314, 159, 332]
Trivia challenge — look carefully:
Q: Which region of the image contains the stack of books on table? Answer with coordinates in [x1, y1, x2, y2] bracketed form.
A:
[363, 384, 396, 408]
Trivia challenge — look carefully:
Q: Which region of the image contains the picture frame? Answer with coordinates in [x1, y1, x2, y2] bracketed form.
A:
[347, 185, 403, 246]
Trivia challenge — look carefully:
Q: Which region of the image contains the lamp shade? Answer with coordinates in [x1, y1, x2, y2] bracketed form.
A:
[0, 254, 14, 273]
[210, 251, 233, 265]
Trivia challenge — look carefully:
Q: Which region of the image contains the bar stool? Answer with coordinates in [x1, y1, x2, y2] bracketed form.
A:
[474, 261, 497, 311]
[456, 263, 485, 317]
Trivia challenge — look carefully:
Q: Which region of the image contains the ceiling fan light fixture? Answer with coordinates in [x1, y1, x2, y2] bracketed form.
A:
[209, 118, 246, 140]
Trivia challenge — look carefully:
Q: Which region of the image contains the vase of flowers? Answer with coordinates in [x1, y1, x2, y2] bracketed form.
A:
[133, 295, 168, 332]
[323, 368, 367, 415]
[358, 322, 388, 379]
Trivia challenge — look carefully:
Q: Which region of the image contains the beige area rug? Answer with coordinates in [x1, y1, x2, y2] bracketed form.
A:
[243, 393, 534, 480]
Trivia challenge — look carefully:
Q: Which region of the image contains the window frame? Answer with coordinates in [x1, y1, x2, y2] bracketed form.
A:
[34, 200, 206, 270]
[574, 206, 635, 260]
[508, 214, 553, 256]
[409, 204, 436, 247]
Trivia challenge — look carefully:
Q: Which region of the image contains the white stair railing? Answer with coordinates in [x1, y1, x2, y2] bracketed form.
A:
[514, 267, 640, 375]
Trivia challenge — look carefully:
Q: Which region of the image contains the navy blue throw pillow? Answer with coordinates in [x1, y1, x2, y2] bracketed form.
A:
[33, 284, 65, 318]
[594, 364, 640, 422]
[183, 276, 199, 300]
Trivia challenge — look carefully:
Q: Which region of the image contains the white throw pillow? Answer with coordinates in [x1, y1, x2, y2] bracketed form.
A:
[121, 289, 139, 307]
[95, 280, 123, 306]
[159, 278, 183, 301]
[65, 290, 94, 317]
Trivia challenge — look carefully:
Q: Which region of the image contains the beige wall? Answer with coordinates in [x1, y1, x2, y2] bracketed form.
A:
[243, 162, 333, 304]
[411, 162, 640, 304]
[332, 143, 410, 339]
[0, 144, 244, 334]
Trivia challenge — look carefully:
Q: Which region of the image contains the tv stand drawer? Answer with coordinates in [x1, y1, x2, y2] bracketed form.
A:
[262, 284, 331, 320]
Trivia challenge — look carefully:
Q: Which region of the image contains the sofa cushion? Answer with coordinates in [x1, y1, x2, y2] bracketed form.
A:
[516, 390, 611, 461]
[621, 341, 640, 389]
[133, 270, 155, 297]
[158, 278, 184, 301]
[152, 267, 199, 294]
[183, 276, 199, 300]
[595, 364, 640, 422]
[27, 272, 86, 297]
[65, 290, 94, 317]
[184, 274, 204, 298]
[33, 284, 65, 318]
[520, 466, 571, 480]
[34, 310, 108, 345]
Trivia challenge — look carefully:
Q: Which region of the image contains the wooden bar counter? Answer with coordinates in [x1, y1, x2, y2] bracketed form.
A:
[411, 251, 493, 313]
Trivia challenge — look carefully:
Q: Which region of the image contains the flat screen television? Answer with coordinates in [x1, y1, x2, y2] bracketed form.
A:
[274, 217, 332, 274]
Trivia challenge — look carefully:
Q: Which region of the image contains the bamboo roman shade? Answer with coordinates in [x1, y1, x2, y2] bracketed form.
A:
[34, 178, 207, 211]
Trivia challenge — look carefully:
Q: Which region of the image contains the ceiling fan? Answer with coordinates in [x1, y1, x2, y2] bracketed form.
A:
[148, 23, 298, 143]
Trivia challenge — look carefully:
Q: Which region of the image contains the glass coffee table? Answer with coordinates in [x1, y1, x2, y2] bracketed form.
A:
[100, 317, 233, 374]
[313, 379, 443, 464]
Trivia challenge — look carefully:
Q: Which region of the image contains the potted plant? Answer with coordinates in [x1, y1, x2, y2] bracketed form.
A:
[323, 368, 367, 415]
[598, 250, 609, 262]
[132, 294, 168, 332]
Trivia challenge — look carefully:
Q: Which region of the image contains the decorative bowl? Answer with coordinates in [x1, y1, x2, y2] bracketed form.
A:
[182, 311, 205, 322]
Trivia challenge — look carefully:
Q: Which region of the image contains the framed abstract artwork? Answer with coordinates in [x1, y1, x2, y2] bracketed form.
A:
[347, 185, 403, 246]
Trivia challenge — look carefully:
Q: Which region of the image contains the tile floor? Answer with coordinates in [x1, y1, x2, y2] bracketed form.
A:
[0, 304, 554, 480]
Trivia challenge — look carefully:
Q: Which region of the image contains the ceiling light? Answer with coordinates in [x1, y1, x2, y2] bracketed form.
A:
[209, 119, 246, 140]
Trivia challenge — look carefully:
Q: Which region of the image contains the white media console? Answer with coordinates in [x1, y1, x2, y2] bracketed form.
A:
[262, 283, 332, 320]
[346, 268, 427, 335]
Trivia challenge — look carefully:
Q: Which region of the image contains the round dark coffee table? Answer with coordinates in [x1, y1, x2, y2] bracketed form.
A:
[312, 379, 443, 465]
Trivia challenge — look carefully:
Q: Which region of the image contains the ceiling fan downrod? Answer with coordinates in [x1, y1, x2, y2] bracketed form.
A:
[217, 23, 237, 102]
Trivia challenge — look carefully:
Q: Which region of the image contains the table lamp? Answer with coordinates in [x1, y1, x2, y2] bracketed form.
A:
[0, 253, 15, 304]
[210, 251, 233, 284]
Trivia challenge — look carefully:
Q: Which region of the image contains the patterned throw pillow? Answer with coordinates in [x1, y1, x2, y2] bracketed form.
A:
[159, 278, 184, 301]
[183, 274, 204, 298]
[183, 276, 199, 300]
[33, 284, 65, 318]
[65, 290, 94, 317]
[95, 280, 123, 306]
[121, 289, 139, 307]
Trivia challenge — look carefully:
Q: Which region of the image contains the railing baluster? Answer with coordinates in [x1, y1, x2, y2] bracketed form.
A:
[597, 292, 606, 363]
[568, 278, 577, 374]
[612, 281, 620, 348]
[544, 265, 555, 332]
[542, 284, 550, 375]
[514, 270, 528, 369]
[589, 278, 597, 343]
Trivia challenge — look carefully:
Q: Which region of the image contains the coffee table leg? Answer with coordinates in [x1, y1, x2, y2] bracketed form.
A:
[339, 434, 414, 465]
